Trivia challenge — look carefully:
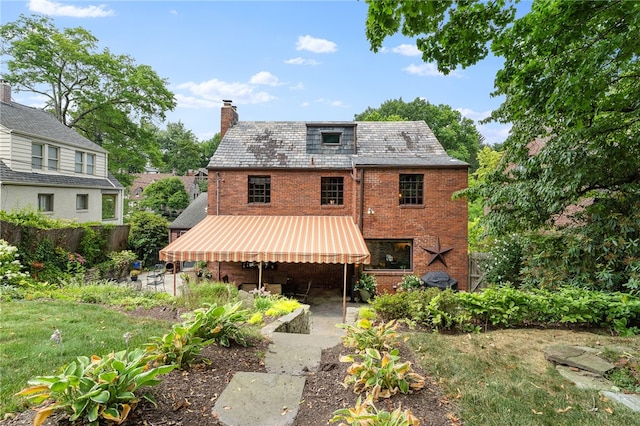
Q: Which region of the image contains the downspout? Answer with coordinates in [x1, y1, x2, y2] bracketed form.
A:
[216, 172, 221, 215]
[359, 168, 365, 232]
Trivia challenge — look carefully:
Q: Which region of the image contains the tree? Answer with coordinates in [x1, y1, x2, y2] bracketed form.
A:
[127, 211, 169, 267]
[156, 122, 202, 175]
[141, 177, 190, 216]
[355, 98, 482, 170]
[0, 14, 175, 184]
[364, 1, 640, 291]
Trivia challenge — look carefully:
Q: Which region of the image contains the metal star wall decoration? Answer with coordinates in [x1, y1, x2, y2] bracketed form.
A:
[421, 237, 453, 267]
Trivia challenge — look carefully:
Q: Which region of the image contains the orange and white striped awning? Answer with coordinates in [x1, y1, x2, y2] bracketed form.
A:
[159, 215, 370, 264]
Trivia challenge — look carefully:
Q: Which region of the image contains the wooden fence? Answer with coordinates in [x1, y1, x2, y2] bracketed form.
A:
[468, 252, 491, 292]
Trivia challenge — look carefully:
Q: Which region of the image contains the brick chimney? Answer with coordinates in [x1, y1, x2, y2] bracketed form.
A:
[220, 100, 238, 138]
[0, 80, 11, 104]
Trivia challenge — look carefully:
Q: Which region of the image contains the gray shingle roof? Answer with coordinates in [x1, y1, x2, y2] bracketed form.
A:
[208, 121, 468, 169]
[0, 101, 107, 153]
[169, 192, 208, 229]
[0, 159, 122, 189]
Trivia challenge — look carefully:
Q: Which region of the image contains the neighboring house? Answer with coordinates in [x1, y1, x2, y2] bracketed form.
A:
[0, 82, 124, 224]
[161, 101, 469, 293]
[169, 192, 208, 242]
[129, 172, 203, 206]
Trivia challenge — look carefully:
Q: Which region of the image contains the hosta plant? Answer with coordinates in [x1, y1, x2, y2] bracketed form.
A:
[340, 348, 425, 401]
[338, 318, 400, 353]
[16, 348, 175, 426]
[186, 301, 251, 347]
[330, 395, 419, 426]
[144, 314, 214, 369]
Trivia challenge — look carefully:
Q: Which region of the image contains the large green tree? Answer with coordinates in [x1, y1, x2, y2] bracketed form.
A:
[365, 1, 640, 291]
[141, 177, 190, 216]
[156, 122, 202, 175]
[355, 97, 482, 170]
[0, 14, 176, 185]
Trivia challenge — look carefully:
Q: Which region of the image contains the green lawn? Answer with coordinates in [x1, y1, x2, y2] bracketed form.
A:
[0, 300, 172, 416]
[409, 328, 640, 425]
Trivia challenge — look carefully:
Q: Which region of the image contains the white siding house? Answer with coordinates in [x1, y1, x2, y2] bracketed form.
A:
[0, 82, 124, 224]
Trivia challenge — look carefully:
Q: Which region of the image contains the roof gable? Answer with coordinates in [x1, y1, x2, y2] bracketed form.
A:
[0, 101, 106, 153]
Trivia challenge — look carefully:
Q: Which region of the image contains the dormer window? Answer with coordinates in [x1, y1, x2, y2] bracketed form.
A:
[322, 132, 342, 145]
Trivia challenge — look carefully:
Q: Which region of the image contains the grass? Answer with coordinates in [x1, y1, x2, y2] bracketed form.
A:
[408, 328, 640, 425]
[0, 300, 172, 416]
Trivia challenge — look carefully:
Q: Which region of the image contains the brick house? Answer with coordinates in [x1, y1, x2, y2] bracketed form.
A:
[161, 101, 468, 294]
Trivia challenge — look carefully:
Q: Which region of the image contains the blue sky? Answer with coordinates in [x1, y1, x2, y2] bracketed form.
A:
[1, 0, 526, 145]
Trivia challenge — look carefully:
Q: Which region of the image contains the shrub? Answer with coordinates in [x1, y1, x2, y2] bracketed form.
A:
[399, 274, 422, 291]
[127, 211, 169, 267]
[17, 348, 174, 426]
[483, 233, 524, 286]
[177, 282, 238, 309]
[264, 299, 302, 317]
[0, 239, 29, 286]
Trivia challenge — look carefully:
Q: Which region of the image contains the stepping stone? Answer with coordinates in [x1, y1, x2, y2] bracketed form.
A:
[544, 345, 615, 375]
[265, 332, 341, 375]
[600, 391, 640, 413]
[212, 372, 305, 426]
[555, 365, 615, 390]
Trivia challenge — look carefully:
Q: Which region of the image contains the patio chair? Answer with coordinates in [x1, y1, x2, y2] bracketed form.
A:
[146, 263, 166, 292]
[293, 280, 312, 303]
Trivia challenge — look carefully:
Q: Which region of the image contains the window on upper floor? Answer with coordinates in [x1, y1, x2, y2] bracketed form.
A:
[399, 174, 424, 205]
[75, 151, 84, 173]
[102, 194, 117, 220]
[47, 146, 59, 171]
[38, 194, 54, 212]
[32, 144, 43, 169]
[321, 177, 344, 205]
[321, 132, 342, 145]
[364, 239, 413, 271]
[86, 154, 95, 175]
[248, 176, 271, 204]
[76, 194, 89, 210]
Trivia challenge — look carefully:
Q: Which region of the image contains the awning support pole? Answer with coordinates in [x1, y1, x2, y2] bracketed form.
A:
[173, 267, 177, 297]
[258, 261, 263, 290]
[342, 263, 347, 323]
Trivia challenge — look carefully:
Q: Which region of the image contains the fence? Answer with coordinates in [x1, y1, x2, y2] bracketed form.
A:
[468, 252, 491, 292]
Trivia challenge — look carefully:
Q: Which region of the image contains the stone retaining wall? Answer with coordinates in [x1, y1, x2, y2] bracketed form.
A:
[261, 305, 311, 336]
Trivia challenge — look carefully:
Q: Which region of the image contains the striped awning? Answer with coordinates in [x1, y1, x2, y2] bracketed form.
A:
[159, 215, 370, 264]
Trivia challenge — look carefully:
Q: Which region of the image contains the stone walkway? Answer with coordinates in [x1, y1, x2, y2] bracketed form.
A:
[212, 292, 358, 426]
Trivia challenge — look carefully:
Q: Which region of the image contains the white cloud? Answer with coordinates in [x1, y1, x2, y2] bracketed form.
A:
[478, 123, 512, 146]
[314, 98, 348, 108]
[300, 101, 310, 107]
[170, 10, 178, 15]
[174, 94, 218, 109]
[29, 0, 114, 18]
[249, 71, 281, 86]
[284, 57, 320, 66]
[404, 63, 463, 78]
[456, 108, 492, 122]
[296, 35, 337, 53]
[289, 82, 304, 91]
[391, 44, 421, 57]
[176, 78, 276, 106]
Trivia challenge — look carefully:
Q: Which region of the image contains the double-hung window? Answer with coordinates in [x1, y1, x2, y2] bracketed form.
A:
[76, 194, 89, 210]
[32, 144, 43, 169]
[86, 154, 95, 175]
[47, 146, 59, 171]
[75, 151, 84, 173]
